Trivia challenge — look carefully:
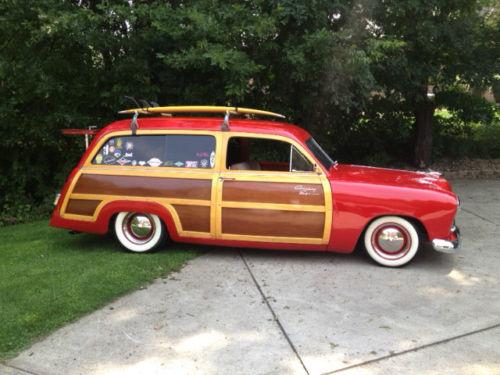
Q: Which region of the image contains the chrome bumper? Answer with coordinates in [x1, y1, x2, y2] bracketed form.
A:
[432, 225, 461, 253]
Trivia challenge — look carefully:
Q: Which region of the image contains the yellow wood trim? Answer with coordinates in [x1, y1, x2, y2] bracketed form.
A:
[214, 177, 223, 239]
[180, 230, 212, 239]
[62, 196, 211, 238]
[221, 233, 324, 245]
[60, 169, 83, 216]
[62, 198, 109, 222]
[214, 139, 226, 239]
[80, 166, 215, 180]
[221, 201, 325, 212]
[62, 213, 98, 221]
[82, 129, 221, 168]
[215, 172, 323, 183]
[320, 176, 333, 244]
[69, 193, 211, 207]
[209, 132, 223, 235]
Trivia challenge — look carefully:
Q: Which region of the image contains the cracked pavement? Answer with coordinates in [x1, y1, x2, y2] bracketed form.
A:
[2, 179, 499, 375]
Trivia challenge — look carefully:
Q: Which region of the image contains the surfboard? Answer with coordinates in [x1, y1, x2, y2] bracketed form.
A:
[118, 105, 286, 119]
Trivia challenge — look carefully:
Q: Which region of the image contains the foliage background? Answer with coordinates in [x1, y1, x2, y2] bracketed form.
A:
[0, 0, 498, 224]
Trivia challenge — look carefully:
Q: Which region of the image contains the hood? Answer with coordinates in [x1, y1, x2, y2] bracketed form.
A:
[330, 164, 453, 193]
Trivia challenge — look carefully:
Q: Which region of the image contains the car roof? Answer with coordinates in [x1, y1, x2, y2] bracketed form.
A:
[98, 116, 313, 143]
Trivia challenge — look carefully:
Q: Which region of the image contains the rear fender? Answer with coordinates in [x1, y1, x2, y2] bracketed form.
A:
[95, 200, 180, 240]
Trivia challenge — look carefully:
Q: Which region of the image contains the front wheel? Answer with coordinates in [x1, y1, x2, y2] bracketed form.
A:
[364, 216, 420, 267]
[114, 212, 165, 253]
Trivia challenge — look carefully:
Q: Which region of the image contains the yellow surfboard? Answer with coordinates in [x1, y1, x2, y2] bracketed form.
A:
[118, 105, 286, 119]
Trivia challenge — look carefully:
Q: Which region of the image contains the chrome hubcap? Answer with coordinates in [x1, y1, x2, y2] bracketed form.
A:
[123, 213, 155, 245]
[376, 227, 406, 253]
[371, 223, 411, 259]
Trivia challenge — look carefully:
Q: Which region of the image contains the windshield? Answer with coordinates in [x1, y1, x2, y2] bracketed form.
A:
[306, 137, 335, 170]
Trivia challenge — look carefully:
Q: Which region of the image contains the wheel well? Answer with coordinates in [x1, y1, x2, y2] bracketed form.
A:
[108, 213, 118, 233]
[403, 216, 429, 241]
[357, 215, 429, 248]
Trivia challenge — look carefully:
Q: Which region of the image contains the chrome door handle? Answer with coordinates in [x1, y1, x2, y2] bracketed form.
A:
[219, 177, 236, 181]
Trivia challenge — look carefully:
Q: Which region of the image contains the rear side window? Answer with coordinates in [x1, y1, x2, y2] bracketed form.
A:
[92, 135, 216, 168]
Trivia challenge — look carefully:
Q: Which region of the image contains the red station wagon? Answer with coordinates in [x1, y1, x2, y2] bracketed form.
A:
[51, 106, 460, 267]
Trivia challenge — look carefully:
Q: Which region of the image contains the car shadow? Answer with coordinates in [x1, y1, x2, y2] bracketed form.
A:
[62, 231, 456, 273]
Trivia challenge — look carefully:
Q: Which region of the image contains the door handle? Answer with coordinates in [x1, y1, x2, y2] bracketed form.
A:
[219, 177, 236, 181]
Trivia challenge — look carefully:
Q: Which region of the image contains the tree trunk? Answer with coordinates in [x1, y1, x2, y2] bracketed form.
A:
[414, 100, 435, 168]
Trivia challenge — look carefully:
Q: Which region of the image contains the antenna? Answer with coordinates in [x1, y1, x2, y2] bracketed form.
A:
[124, 96, 141, 108]
[139, 99, 150, 109]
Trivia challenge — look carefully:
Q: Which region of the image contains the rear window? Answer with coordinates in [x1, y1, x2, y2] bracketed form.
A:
[92, 134, 216, 168]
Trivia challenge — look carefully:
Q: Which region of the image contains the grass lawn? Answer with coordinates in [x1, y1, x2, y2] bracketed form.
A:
[0, 220, 200, 360]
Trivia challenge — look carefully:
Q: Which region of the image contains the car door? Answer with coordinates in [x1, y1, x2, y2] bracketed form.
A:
[215, 132, 332, 245]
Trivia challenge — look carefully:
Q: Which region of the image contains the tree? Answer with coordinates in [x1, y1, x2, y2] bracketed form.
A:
[0, 0, 375, 217]
[369, 0, 498, 167]
[2, 0, 495, 220]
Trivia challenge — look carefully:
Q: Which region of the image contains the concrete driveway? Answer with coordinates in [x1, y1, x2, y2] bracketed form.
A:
[2, 179, 499, 375]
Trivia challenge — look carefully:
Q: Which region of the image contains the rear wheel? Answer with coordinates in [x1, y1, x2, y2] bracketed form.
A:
[114, 212, 165, 253]
[364, 216, 420, 267]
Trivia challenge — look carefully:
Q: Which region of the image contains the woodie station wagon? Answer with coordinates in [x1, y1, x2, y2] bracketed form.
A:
[51, 105, 461, 267]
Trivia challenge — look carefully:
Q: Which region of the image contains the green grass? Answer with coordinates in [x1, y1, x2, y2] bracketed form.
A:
[0, 221, 200, 360]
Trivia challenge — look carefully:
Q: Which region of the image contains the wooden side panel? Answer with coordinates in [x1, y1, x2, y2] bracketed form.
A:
[221, 208, 325, 238]
[222, 181, 324, 205]
[172, 205, 211, 233]
[66, 199, 101, 216]
[73, 174, 211, 200]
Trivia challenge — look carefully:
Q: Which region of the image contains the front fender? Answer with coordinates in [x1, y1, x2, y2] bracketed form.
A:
[328, 181, 458, 253]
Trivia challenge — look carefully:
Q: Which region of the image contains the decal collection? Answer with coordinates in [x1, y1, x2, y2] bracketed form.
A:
[93, 136, 215, 169]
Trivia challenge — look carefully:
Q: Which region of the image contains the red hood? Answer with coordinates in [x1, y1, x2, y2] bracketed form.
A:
[330, 164, 453, 192]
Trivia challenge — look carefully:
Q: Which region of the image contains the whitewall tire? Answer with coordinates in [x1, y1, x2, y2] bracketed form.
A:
[364, 216, 420, 267]
[114, 212, 165, 253]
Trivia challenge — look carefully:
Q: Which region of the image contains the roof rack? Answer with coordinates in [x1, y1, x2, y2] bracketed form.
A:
[118, 105, 286, 132]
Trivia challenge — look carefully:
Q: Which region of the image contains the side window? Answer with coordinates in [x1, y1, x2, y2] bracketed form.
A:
[92, 135, 216, 168]
[226, 137, 313, 172]
[164, 135, 215, 168]
[291, 146, 314, 172]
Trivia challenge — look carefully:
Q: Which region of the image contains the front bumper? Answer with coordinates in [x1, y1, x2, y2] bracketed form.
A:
[432, 225, 461, 253]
